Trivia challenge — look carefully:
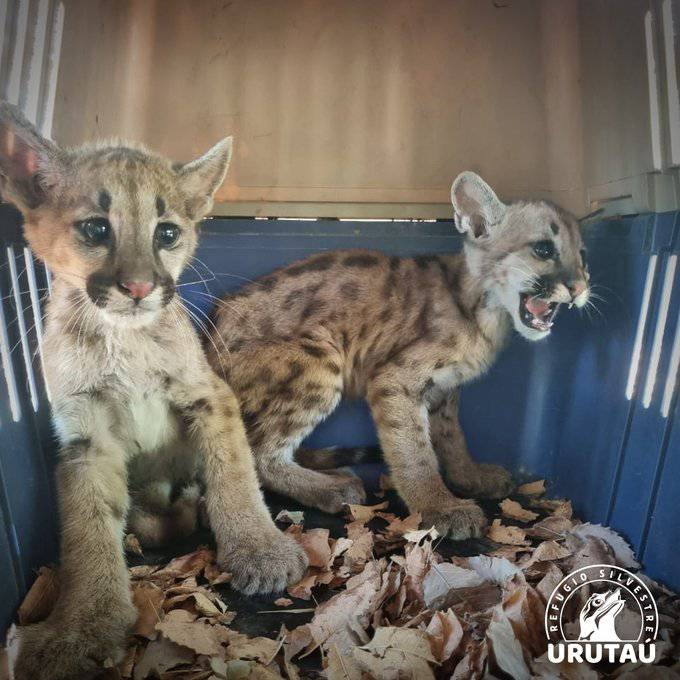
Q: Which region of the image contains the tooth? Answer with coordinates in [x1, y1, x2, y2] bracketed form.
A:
[569, 302, 574, 309]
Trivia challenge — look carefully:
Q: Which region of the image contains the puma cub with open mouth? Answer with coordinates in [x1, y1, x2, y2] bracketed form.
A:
[208, 172, 590, 539]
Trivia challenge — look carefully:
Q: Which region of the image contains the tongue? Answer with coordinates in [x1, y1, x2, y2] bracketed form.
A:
[526, 297, 551, 317]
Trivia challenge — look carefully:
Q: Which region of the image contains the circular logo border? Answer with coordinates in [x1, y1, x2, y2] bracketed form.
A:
[544, 564, 659, 644]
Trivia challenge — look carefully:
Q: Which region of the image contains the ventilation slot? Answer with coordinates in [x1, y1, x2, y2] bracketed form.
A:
[7, 246, 39, 413]
[625, 254, 658, 400]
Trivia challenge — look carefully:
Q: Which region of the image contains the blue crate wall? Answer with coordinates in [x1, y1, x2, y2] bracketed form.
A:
[0, 205, 58, 638]
[0, 210, 679, 640]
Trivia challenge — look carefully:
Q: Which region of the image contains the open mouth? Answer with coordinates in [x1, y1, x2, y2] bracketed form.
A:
[519, 292, 560, 332]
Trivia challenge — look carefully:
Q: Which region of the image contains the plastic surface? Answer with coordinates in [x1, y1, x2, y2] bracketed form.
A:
[0, 211, 678, 639]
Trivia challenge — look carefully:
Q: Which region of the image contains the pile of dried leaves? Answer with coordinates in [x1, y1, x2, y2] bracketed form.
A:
[2, 480, 680, 679]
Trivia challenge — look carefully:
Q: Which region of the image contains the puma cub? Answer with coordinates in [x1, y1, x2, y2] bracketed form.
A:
[0, 103, 307, 680]
[208, 173, 590, 538]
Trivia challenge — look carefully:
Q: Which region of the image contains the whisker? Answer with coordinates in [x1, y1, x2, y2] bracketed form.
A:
[168, 299, 196, 352]
[0, 286, 50, 302]
[182, 289, 255, 327]
[210, 271, 264, 287]
[190, 255, 219, 282]
[177, 298, 229, 379]
[185, 260, 216, 293]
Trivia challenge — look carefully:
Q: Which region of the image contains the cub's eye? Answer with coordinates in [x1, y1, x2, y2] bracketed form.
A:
[532, 240, 556, 260]
[155, 222, 180, 248]
[77, 217, 111, 246]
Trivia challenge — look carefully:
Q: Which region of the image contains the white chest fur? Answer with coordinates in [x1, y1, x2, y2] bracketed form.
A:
[45, 315, 189, 455]
[124, 389, 178, 453]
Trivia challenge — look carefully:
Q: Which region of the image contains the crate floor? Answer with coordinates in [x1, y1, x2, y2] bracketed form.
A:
[5, 483, 679, 679]
[128, 489, 500, 641]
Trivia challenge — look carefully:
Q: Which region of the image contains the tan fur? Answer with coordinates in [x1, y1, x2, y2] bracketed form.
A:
[207, 173, 590, 539]
[0, 102, 307, 680]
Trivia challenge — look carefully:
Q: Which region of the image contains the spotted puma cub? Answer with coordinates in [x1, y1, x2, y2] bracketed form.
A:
[208, 172, 589, 539]
[0, 103, 307, 680]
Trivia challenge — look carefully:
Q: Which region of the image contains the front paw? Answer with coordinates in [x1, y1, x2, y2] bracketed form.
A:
[220, 530, 309, 596]
[316, 471, 367, 513]
[452, 463, 515, 499]
[421, 499, 487, 540]
[14, 609, 134, 680]
[474, 463, 515, 498]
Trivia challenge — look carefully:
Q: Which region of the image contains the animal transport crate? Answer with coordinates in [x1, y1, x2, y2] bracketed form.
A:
[1, 0, 680, 651]
[1, 208, 680, 636]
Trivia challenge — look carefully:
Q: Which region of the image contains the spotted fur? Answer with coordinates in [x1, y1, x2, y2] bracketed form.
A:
[208, 172, 590, 540]
[0, 102, 307, 680]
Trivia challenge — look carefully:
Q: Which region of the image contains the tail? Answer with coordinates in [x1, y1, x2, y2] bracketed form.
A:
[294, 446, 381, 470]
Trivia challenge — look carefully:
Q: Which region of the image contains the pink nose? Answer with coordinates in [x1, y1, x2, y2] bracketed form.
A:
[569, 281, 587, 299]
[119, 280, 155, 300]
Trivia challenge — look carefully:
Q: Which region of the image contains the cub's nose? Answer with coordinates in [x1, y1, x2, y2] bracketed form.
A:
[118, 280, 156, 300]
[568, 280, 587, 299]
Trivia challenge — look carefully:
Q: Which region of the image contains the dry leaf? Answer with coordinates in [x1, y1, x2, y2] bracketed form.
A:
[17, 566, 59, 625]
[287, 572, 319, 600]
[403, 526, 439, 543]
[325, 643, 362, 680]
[155, 609, 225, 656]
[204, 563, 232, 586]
[487, 519, 529, 546]
[527, 516, 573, 540]
[117, 645, 138, 678]
[226, 633, 281, 663]
[423, 563, 485, 609]
[288, 566, 382, 657]
[451, 640, 488, 679]
[133, 637, 195, 680]
[344, 531, 374, 571]
[536, 563, 564, 603]
[570, 523, 640, 568]
[552, 499, 573, 518]
[531, 498, 573, 518]
[499, 498, 538, 522]
[353, 627, 437, 680]
[521, 540, 571, 569]
[487, 607, 531, 680]
[154, 548, 216, 579]
[131, 582, 164, 639]
[425, 609, 464, 663]
[381, 513, 422, 540]
[274, 598, 293, 607]
[517, 479, 546, 496]
[346, 501, 389, 523]
[274, 510, 304, 525]
[565, 534, 616, 572]
[500, 578, 546, 658]
[124, 534, 144, 556]
[467, 555, 522, 585]
[129, 565, 160, 580]
[488, 545, 532, 561]
[531, 650, 599, 679]
[296, 528, 332, 568]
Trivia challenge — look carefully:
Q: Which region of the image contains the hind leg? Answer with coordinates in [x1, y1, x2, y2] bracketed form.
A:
[229, 339, 366, 513]
[429, 391, 514, 499]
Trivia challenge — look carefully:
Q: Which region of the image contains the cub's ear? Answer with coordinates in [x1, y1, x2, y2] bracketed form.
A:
[450, 171, 507, 239]
[0, 101, 66, 210]
[176, 136, 233, 219]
